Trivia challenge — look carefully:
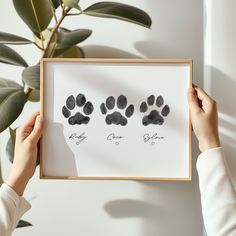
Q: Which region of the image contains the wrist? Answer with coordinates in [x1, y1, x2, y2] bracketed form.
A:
[199, 137, 221, 152]
[6, 171, 30, 196]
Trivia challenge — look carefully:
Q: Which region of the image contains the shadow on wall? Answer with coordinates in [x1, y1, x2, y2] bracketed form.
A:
[103, 160, 203, 235]
[43, 122, 78, 176]
[134, 40, 193, 59]
[83, 45, 141, 58]
[43, 62, 78, 176]
[207, 65, 236, 183]
[134, 40, 203, 84]
[104, 199, 160, 218]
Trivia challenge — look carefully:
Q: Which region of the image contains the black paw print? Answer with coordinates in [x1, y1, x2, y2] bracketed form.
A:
[140, 95, 170, 126]
[62, 94, 94, 125]
[100, 95, 134, 126]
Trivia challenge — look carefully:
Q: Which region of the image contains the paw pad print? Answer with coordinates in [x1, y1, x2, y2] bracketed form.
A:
[62, 94, 94, 125]
[100, 95, 134, 126]
[140, 95, 170, 126]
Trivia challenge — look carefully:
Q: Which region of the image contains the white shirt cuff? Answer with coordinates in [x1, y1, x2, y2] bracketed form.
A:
[0, 183, 31, 213]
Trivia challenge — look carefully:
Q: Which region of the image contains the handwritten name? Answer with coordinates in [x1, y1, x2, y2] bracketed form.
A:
[107, 133, 123, 141]
[143, 133, 164, 144]
[69, 132, 87, 145]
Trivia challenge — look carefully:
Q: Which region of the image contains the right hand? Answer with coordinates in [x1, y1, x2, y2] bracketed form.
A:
[7, 111, 43, 196]
[187, 86, 221, 152]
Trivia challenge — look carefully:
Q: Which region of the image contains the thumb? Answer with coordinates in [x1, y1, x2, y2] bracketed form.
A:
[187, 87, 202, 114]
[27, 115, 43, 144]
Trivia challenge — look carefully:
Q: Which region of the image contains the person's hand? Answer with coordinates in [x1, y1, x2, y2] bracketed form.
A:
[6, 111, 43, 196]
[187, 86, 220, 152]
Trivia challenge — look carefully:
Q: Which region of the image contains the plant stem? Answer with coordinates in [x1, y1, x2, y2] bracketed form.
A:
[33, 42, 44, 51]
[67, 12, 82, 16]
[40, 7, 71, 59]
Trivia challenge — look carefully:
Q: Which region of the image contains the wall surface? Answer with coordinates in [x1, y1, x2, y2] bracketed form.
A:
[0, 1, 205, 235]
[204, 0, 236, 183]
[203, 1, 236, 232]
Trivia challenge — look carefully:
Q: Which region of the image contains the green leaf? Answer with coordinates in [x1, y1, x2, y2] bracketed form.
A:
[51, 0, 60, 9]
[83, 2, 152, 28]
[17, 220, 32, 228]
[0, 79, 22, 89]
[13, 0, 53, 33]
[0, 32, 32, 45]
[57, 29, 92, 50]
[0, 44, 28, 67]
[27, 89, 40, 102]
[54, 45, 84, 58]
[9, 127, 16, 148]
[22, 65, 40, 89]
[0, 78, 27, 133]
[33, 29, 52, 50]
[62, 0, 81, 10]
[6, 127, 16, 163]
[0, 156, 3, 186]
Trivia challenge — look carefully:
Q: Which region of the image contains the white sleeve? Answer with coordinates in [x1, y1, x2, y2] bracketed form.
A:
[0, 183, 31, 236]
[197, 147, 236, 236]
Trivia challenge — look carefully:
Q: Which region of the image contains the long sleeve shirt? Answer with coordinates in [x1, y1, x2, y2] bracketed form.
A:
[197, 147, 236, 235]
[0, 183, 31, 236]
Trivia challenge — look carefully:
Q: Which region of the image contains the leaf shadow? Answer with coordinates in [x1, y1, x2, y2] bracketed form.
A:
[83, 45, 141, 58]
[206, 65, 236, 183]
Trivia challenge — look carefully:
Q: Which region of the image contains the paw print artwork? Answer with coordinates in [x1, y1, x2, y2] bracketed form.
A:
[62, 94, 94, 125]
[140, 95, 170, 126]
[100, 95, 134, 126]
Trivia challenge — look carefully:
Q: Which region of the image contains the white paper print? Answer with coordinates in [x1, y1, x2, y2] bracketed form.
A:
[42, 61, 191, 179]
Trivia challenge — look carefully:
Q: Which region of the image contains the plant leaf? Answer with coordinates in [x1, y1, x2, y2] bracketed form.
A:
[6, 127, 16, 163]
[9, 127, 16, 147]
[51, 0, 60, 9]
[0, 155, 3, 186]
[0, 79, 22, 89]
[17, 220, 32, 228]
[0, 32, 32, 45]
[13, 0, 53, 33]
[0, 44, 28, 67]
[57, 29, 92, 50]
[33, 29, 52, 50]
[62, 0, 81, 10]
[54, 45, 84, 58]
[83, 2, 152, 28]
[22, 65, 40, 89]
[27, 89, 40, 102]
[43, 29, 58, 58]
[0, 78, 27, 133]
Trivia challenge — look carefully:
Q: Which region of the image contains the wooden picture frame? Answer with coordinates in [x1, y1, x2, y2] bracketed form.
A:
[40, 58, 192, 181]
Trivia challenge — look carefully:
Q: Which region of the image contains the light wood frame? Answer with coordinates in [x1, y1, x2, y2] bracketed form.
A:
[40, 58, 193, 181]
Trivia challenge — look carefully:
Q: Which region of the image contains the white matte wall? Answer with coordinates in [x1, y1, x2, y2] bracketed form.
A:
[0, 1, 206, 235]
[204, 0, 236, 183]
[203, 1, 236, 233]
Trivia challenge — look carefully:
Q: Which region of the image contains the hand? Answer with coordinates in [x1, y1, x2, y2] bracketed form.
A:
[187, 86, 220, 152]
[6, 111, 43, 196]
